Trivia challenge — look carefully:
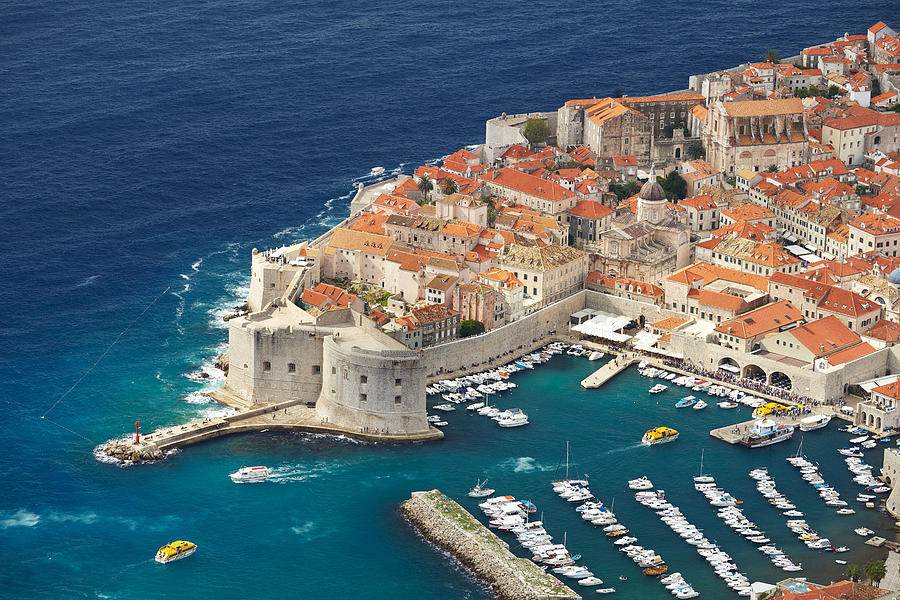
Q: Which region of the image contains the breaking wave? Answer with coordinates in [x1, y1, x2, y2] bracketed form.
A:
[497, 457, 555, 473]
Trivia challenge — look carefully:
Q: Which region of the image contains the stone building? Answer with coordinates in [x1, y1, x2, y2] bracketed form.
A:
[499, 244, 588, 310]
[410, 304, 460, 347]
[452, 282, 498, 330]
[703, 98, 809, 175]
[591, 175, 692, 282]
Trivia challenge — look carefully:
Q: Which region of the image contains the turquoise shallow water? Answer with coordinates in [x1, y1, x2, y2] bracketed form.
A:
[4, 350, 894, 599]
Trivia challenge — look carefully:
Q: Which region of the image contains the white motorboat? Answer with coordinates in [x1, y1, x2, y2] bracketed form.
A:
[595, 588, 616, 594]
[588, 351, 605, 361]
[370, 166, 385, 176]
[854, 527, 874, 536]
[649, 383, 668, 394]
[466, 402, 484, 411]
[799, 414, 831, 432]
[717, 401, 738, 409]
[578, 576, 604, 586]
[433, 403, 455, 412]
[229, 465, 269, 483]
[850, 435, 870, 443]
[498, 413, 529, 427]
[628, 476, 653, 490]
[693, 400, 708, 410]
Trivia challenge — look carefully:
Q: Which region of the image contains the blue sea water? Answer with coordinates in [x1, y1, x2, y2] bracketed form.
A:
[1, 1, 894, 597]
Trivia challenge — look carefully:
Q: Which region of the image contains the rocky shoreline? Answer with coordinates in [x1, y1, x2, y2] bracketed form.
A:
[400, 490, 580, 600]
[97, 439, 164, 463]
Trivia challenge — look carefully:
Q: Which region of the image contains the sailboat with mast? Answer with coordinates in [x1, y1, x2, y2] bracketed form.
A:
[693, 448, 714, 484]
[551, 442, 589, 491]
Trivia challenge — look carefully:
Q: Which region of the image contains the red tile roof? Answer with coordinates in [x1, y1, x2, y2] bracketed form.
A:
[715, 300, 802, 338]
[569, 200, 613, 220]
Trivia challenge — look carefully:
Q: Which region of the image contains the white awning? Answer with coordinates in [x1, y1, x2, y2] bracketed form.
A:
[786, 244, 807, 256]
[798, 253, 822, 263]
[572, 312, 632, 342]
[718, 363, 741, 373]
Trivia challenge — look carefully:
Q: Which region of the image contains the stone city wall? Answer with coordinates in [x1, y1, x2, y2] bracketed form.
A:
[424, 292, 586, 377]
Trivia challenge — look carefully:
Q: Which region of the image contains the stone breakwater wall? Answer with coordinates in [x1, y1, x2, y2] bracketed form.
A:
[400, 490, 580, 600]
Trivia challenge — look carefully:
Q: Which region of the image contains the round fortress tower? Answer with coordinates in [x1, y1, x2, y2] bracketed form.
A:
[315, 335, 429, 436]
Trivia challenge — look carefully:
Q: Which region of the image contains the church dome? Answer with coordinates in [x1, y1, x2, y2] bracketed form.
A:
[889, 267, 900, 286]
[638, 179, 667, 202]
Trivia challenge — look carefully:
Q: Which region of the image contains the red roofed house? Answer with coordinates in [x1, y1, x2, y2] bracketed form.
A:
[479, 167, 577, 218]
[719, 204, 776, 228]
[860, 375, 900, 432]
[586, 272, 664, 305]
[678, 159, 720, 194]
[715, 299, 803, 353]
[768, 272, 884, 333]
[678, 193, 720, 233]
[567, 200, 614, 248]
[848, 212, 900, 257]
[300, 283, 363, 314]
[758, 315, 868, 365]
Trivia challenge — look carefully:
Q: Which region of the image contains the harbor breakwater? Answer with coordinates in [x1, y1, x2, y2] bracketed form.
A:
[400, 490, 581, 600]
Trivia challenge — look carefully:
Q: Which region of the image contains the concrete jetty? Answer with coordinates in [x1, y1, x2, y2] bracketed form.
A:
[400, 490, 580, 600]
[580, 352, 639, 389]
[708, 406, 841, 445]
[98, 394, 443, 463]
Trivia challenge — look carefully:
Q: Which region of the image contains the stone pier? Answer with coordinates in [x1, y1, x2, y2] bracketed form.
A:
[580, 352, 639, 388]
[98, 395, 443, 463]
[400, 490, 580, 600]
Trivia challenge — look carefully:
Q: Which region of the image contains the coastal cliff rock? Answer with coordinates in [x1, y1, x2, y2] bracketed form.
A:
[214, 353, 229, 374]
[400, 490, 580, 600]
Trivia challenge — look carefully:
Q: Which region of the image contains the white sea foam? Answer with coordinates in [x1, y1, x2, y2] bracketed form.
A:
[268, 462, 335, 483]
[48, 512, 99, 525]
[498, 457, 555, 473]
[74, 274, 100, 288]
[183, 391, 211, 405]
[0, 509, 41, 529]
[289, 520, 334, 542]
[198, 406, 237, 419]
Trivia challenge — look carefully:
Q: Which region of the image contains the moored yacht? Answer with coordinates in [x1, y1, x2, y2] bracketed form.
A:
[799, 414, 831, 432]
[468, 479, 495, 498]
[740, 419, 794, 448]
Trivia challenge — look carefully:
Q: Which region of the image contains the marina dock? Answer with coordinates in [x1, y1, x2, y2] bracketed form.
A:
[400, 490, 580, 600]
[708, 409, 836, 445]
[580, 353, 639, 388]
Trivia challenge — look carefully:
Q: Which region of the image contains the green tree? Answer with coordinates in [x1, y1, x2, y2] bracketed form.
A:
[890, 104, 900, 113]
[482, 195, 498, 227]
[417, 174, 433, 203]
[663, 122, 686, 138]
[856, 184, 870, 196]
[610, 180, 641, 200]
[523, 118, 551, 146]
[846, 563, 860, 582]
[658, 170, 688, 200]
[865, 560, 886, 587]
[872, 78, 881, 97]
[767, 164, 779, 172]
[825, 84, 841, 99]
[439, 177, 458, 195]
[765, 49, 780, 63]
[459, 320, 485, 337]
[686, 142, 706, 160]
[795, 87, 812, 99]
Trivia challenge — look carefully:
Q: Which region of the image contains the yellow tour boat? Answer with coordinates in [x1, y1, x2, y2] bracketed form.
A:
[155, 540, 197, 564]
[642, 427, 679, 445]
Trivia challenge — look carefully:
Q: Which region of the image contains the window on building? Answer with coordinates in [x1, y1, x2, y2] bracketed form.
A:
[288, 363, 296, 373]
[395, 378, 402, 386]
[359, 393, 367, 403]
[395, 395, 402, 406]
[263, 361, 271, 372]
[313, 365, 321, 374]
[360, 375, 368, 384]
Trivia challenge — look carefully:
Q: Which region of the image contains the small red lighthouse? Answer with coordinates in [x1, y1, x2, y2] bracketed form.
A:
[134, 420, 141, 444]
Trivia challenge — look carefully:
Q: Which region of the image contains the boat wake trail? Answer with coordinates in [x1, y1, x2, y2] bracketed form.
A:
[604, 442, 645, 454]
[497, 457, 555, 473]
[267, 462, 335, 483]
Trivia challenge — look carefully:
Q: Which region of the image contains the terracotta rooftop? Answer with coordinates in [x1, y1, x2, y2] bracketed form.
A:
[786, 315, 860, 356]
[722, 98, 803, 117]
[715, 300, 802, 338]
